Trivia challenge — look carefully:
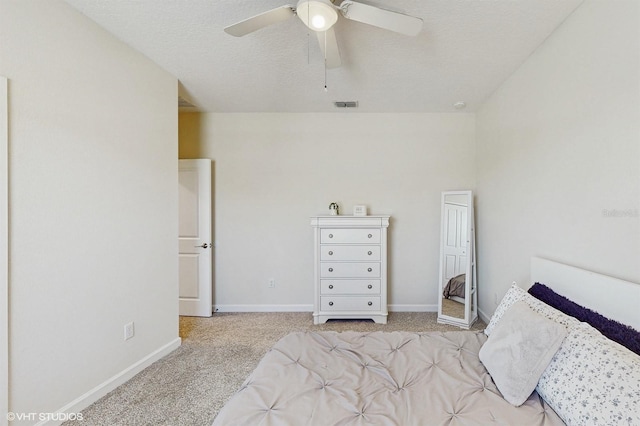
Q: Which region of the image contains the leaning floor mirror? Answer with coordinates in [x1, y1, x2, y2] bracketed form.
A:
[437, 190, 478, 328]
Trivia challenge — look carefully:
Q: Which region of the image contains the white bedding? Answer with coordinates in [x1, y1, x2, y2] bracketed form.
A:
[213, 259, 640, 425]
[213, 330, 564, 425]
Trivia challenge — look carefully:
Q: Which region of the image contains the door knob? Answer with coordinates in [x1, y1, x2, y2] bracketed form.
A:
[195, 243, 210, 249]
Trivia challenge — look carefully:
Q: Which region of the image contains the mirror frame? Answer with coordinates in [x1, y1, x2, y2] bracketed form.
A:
[437, 190, 478, 329]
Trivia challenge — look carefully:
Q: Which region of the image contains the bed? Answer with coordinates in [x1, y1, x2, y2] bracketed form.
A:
[213, 258, 640, 426]
[442, 273, 465, 301]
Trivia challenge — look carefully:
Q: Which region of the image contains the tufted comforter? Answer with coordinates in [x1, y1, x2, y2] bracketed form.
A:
[212, 330, 564, 425]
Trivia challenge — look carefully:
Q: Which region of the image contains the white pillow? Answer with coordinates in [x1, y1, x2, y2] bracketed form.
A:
[485, 284, 580, 336]
[536, 322, 640, 425]
[479, 301, 568, 406]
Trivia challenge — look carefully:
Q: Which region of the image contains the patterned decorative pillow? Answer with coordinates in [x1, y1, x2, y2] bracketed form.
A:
[536, 323, 640, 426]
[485, 284, 580, 336]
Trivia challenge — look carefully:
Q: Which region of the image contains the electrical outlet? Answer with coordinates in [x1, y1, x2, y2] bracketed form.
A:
[124, 322, 135, 341]
[268, 278, 275, 288]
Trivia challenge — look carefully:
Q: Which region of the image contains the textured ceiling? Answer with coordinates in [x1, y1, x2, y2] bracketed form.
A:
[64, 0, 583, 113]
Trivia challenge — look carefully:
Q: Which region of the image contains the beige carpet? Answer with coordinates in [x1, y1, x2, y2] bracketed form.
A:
[441, 298, 465, 318]
[64, 312, 486, 426]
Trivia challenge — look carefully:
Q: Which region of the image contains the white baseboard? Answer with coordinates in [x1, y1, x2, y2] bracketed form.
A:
[37, 337, 181, 426]
[214, 304, 438, 313]
[388, 304, 437, 312]
[214, 304, 314, 312]
[478, 307, 492, 324]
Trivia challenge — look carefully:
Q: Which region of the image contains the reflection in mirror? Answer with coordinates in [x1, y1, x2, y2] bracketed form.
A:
[437, 191, 477, 328]
[441, 194, 468, 319]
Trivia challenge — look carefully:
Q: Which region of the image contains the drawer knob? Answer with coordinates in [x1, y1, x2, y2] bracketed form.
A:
[329, 301, 334, 306]
[328, 251, 333, 255]
[328, 268, 334, 272]
[368, 234, 372, 238]
[367, 268, 372, 272]
[329, 234, 334, 238]
[368, 284, 373, 289]
[328, 285, 334, 289]
[367, 251, 372, 255]
[368, 301, 373, 306]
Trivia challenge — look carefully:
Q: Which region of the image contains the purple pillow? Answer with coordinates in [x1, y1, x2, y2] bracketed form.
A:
[528, 282, 640, 356]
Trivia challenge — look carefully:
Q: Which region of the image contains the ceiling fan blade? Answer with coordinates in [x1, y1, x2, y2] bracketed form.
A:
[339, 1, 423, 37]
[316, 28, 341, 68]
[224, 5, 295, 37]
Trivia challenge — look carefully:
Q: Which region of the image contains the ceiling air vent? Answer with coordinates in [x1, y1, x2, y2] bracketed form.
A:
[178, 96, 196, 108]
[334, 101, 358, 108]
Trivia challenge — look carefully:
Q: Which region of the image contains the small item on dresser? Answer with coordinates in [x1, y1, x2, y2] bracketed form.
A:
[328, 202, 339, 215]
[353, 205, 367, 216]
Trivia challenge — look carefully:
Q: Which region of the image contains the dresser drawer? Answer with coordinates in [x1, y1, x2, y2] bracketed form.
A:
[320, 262, 380, 278]
[321, 296, 381, 311]
[320, 229, 380, 244]
[320, 246, 380, 261]
[321, 279, 380, 295]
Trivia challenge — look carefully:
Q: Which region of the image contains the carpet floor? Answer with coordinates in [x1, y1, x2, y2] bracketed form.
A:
[64, 312, 486, 426]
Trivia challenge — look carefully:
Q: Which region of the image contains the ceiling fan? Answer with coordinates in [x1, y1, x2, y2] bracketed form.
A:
[224, 0, 423, 68]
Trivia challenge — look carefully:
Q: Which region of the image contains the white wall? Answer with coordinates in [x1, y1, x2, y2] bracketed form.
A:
[0, 1, 179, 422]
[476, 0, 640, 319]
[179, 113, 476, 311]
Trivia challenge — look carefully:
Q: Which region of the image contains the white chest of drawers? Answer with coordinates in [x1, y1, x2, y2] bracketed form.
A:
[310, 215, 390, 324]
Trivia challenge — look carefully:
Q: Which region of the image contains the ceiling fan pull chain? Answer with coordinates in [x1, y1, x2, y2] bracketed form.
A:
[307, 6, 311, 65]
[324, 32, 328, 92]
[324, 68, 328, 92]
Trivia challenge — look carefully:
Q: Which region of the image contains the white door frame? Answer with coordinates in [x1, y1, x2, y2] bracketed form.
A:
[1, 76, 9, 426]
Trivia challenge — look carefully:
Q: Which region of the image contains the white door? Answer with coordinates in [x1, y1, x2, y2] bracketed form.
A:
[179, 159, 213, 317]
[442, 203, 468, 281]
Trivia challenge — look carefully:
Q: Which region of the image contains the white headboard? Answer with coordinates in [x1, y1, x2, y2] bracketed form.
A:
[531, 257, 640, 331]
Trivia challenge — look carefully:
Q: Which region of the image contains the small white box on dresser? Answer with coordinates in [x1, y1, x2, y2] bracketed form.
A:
[310, 215, 390, 324]
[353, 205, 367, 216]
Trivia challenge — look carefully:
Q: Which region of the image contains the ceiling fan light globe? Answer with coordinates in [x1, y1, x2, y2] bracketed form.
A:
[311, 15, 326, 30]
[296, 0, 338, 31]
